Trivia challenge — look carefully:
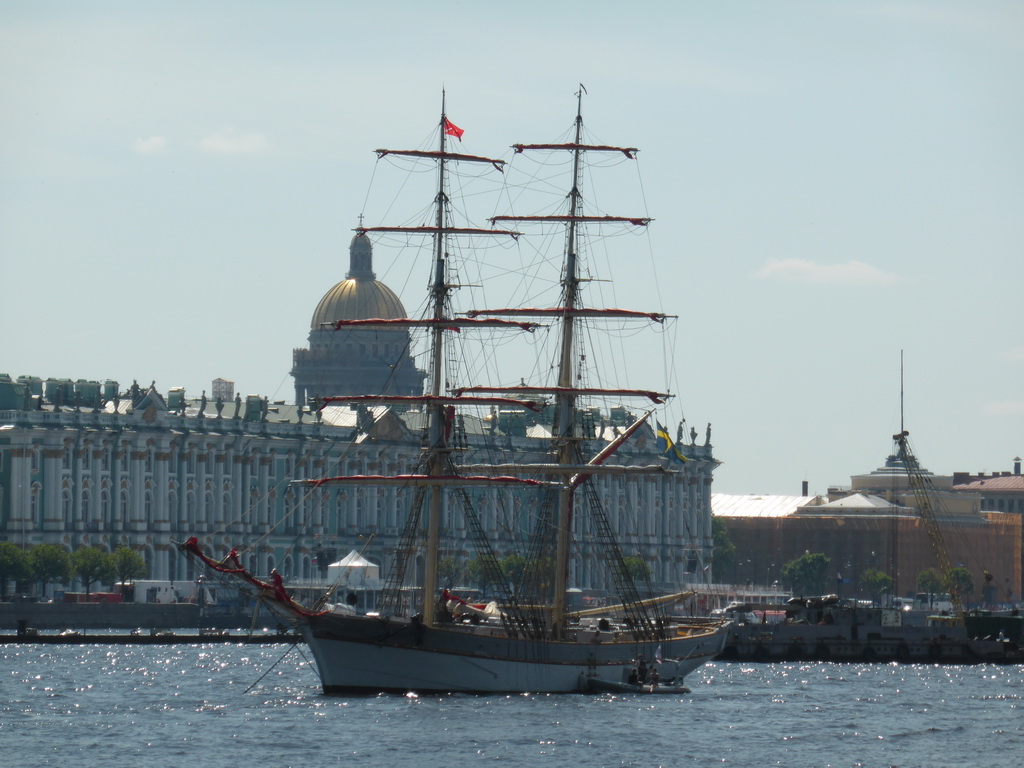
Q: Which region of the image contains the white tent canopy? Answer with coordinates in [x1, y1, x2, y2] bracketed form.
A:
[326, 550, 380, 584]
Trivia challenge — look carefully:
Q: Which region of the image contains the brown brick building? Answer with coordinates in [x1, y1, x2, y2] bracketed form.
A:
[713, 452, 1022, 604]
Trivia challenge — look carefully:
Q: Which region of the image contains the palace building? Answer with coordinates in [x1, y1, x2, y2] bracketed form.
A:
[0, 234, 719, 597]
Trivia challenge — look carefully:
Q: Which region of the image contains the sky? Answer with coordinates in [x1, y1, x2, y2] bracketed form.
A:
[2, 1, 1022, 496]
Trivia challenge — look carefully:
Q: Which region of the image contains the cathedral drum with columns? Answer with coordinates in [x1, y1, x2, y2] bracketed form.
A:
[291, 233, 425, 405]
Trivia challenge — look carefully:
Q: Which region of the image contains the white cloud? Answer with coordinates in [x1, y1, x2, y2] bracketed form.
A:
[1000, 346, 1024, 363]
[983, 401, 1024, 417]
[133, 135, 167, 155]
[199, 128, 268, 154]
[754, 258, 899, 286]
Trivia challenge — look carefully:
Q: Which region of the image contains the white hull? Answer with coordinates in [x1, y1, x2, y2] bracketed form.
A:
[297, 612, 728, 694]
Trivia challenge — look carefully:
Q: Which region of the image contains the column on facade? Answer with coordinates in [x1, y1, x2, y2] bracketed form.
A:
[677, 472, 691, 580]
[212, 443, 226, 529]
[233, 448, 248, 536]
[221, 442, 234, 533]
[628, 476, 642, 539]
[129, 443, 147, 530]
[99, 477, 111, 536]
[171, 438, 187, 535]
[42, 445, 64, 532]
[309, 450, 325, 536]
[71, 436, 85, 531]
[225, 443, 238, 532]
[153, 438, 171, 534]
[650, 476, 661, 580]
[110, 442, 124, 533]
[195, 444, 208, 532]
[257, 454, 271, 528]
[700, 475, 714, 569]
[341, 487, 353, 533]
[657, 475, 669, 584]
[90, 440, 104, 532]
[178, 440, 192, 533]
[6, 445, 33, 535]
[293, 447, 308, 536]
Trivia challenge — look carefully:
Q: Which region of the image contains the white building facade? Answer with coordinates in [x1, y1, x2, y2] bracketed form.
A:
[0, 381, 718, 595]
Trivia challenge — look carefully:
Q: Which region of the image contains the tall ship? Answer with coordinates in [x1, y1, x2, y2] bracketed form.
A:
[181, 91, 729, 693]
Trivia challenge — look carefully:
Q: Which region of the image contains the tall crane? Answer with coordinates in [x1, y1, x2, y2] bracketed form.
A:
[892, 430, 965, 622]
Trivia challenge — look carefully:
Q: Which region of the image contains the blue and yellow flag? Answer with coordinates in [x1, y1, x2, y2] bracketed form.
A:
[656, 422, 688, 463]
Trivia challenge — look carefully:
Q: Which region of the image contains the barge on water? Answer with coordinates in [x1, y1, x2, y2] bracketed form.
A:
[2, 627, 300, 645]
[716, 596, 1023, 664]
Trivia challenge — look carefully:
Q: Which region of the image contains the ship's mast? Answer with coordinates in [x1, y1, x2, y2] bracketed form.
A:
[341, 97, 515, 626]
[422, 92, 451, 626]
[485, 88, 653, 637]
[550, 88, 587, 635]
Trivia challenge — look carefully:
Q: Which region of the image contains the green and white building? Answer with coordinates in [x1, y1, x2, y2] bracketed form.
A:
[0, 237, 718, 595]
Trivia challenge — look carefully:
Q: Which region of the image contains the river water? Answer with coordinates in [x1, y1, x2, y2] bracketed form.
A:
[2, 643, 1020, 768]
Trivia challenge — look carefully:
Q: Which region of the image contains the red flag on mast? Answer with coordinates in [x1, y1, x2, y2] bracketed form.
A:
[443, 118, 464, 141]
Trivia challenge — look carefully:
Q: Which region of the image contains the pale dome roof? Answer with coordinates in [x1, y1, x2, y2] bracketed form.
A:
[309, 232, 407, 328]
[310, 279, 407, 328]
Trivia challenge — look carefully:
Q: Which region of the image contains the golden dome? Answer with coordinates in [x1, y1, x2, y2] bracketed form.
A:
[310, 278, 407, 328]
[309, 233, 408, 328]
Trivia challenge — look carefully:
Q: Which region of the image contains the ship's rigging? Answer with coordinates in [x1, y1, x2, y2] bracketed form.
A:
[177, 89, 728, 693]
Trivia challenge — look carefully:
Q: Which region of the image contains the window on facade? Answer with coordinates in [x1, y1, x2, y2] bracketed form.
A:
[205, 491, 214, 521]
[284, 489, 297, 531]
[101, 490, 112, 525]
[186, 491, 197, 529]
[392, 490, 404, 530]
[31, 484, 41, 527]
